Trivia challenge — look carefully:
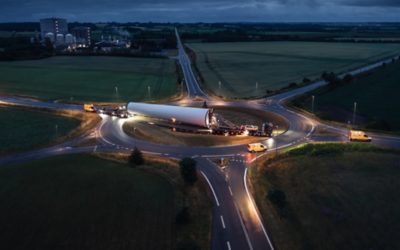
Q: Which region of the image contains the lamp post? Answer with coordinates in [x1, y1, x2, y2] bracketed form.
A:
[311, 95, 315, 113]
[133, 127, 136, 147]
[352, 102, 357, 126]
[275, 125, 279, 156]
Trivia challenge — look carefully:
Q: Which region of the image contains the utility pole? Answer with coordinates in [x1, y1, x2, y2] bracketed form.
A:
[352, 102, 357, 126]
[133, 127, 137, 147]
[275, 125, 279, 157]
[311, 95, 315, 113]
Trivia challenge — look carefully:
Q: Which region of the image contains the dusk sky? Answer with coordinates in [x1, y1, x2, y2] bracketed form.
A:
[1, 0, 400, 22]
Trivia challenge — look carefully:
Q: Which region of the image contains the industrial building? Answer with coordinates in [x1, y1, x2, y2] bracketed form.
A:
[71, 26, 91, 47]
[40, 18, 68, 42]
[127, 102, 212, 128]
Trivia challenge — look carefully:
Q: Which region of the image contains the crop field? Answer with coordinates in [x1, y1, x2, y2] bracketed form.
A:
[0, 106, 80, 154]
[249, 144, 400, 250]
[0, 56, 178, 102]
[189, 42, 400, 98]
[0, 154, 175, 250]
[293, 60, 400, 132]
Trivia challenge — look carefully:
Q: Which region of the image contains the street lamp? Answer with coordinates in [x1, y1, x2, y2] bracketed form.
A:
[133, 127, 136, 147]
[352, 102, 357, 126]
[311, 95, 315, 113]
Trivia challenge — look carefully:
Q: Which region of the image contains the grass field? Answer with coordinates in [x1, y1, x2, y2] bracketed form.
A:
[0, 56, 178, 102]
[249, 143, 400, 250]
[0, 154, 175, 250]
[0, 106, 80, 154]
[292, 60, 400, 132]
[189, 42, 400, 98]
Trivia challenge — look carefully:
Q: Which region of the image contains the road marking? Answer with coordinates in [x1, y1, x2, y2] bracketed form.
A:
[227, 241, 231, 250]
[201, 171, 220, 207]
[232, 199, 254, 250]
[220, 215, 226, 229]
[228, 186, 233, 196]
[244, 168, 275, 250]
[201, 154, 235, 158]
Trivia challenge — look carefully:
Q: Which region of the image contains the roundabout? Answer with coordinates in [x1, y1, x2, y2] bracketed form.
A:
[0, 29, 400, 250]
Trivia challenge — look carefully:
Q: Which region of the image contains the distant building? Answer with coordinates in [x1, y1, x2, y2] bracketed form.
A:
[71, 26, 91, 47]
[65, 34, 75, 44]
[40, 18, 68, 42]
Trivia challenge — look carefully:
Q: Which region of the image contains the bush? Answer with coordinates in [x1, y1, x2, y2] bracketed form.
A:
[268, 189, 287, 210]
[179, 158, 198, 185]
[176, 206, 191, 225]
[128, 147, 144, 167]
[302, 77, 311, 84]
[343, 74, 354, 84]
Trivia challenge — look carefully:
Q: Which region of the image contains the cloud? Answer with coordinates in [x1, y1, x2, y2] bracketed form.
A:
[341, 0, 400, 7]
[0, 0, 399, 22]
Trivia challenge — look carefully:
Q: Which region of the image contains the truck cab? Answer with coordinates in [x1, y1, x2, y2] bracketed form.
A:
[349, 130, 372, 142]
[247, 143, 267, 153]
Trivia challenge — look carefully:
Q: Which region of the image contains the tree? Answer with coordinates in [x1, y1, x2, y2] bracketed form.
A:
[179, 157, 198, 185]
[268, 189, 287, 210]
[343, 74, 354, 84]
[129, 147, 144, 167]
[302, 77, 311, 84]
[176, 206, 191, 225]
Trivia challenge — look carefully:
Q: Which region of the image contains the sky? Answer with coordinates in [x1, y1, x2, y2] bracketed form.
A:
[0, 0, 400, 22]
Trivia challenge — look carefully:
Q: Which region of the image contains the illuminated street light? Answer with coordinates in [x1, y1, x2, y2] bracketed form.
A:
[352, 102, 357, 126]
[311, 95, 315, 113]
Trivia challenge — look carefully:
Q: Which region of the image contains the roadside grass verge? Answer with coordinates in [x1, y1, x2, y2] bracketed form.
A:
[289, 59, 400, 132]
[249, 143, 400, 250]
[97, 152, 213, 250]
[0, 105, 100, 155]
[0, 106, 80, 154]
[0, 154, 175, 250]
[0, 153, 212, 250]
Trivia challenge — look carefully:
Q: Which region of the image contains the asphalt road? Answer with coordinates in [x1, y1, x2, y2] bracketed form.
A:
[0, 31, 400, 250]
[175, 28, 208, 99]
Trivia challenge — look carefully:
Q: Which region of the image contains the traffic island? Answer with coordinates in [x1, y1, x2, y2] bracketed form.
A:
[122, 106, 289, 147]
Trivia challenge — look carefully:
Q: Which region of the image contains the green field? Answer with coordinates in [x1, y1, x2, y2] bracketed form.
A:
[0, 106, 80, 154]
[189, 42, 400, 98]
[0, 56, 178, 102]
[250, 144, 400, 250]
[0, 154, 175, 250]
[293, 60, 400, 132]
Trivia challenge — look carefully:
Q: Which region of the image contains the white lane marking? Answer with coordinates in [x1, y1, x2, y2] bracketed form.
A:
[227, 241, 231, 250]
[220, 215, 226, 229]
[244, 168, 275, 250]
[228, 186, 233, 196]
[142, 151, 162, 155]
[232, 199, 254, 250]
[98, 119, 116, 146]
[201, 154, 235, 158]
[200, 171, 220, 207]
